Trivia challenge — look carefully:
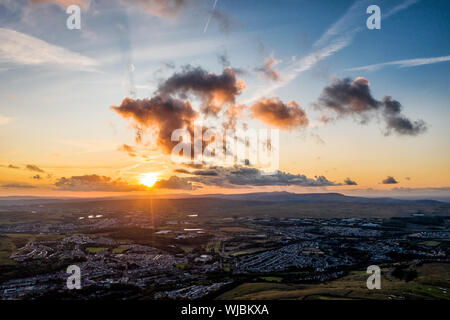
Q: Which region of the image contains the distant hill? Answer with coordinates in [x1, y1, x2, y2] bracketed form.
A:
[1, 192, 448, 219]
[195, 192, 444, 205]
[0, 191, 444, 207]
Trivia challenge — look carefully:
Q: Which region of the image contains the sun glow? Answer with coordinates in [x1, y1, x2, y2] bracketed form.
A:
[139, 172, 159, 188]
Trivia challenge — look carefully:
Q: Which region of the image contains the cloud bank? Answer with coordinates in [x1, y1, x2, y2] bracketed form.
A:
[155, 166, 338, 189]
[255, 55, 280, 81]
[54, 174, 146, 191]
[30, 0, 91, 10]
[157, 66, 246, 115]
[26, 164, 45, 173]
[382, 176, 398, 184]
[250, 98, 308, 129]
[112, 95, 197, 153]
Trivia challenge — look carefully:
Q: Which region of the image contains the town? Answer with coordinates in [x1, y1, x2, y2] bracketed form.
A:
[0, 195, 449, 300]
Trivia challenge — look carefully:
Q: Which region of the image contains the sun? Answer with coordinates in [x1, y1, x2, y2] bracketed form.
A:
[139, 172, 159, 188]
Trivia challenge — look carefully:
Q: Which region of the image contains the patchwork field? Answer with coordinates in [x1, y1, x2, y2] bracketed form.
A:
[0, 233, 64, 266]
[217, 263, 450, 300]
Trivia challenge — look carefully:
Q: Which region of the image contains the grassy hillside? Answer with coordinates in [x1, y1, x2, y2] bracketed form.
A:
[217, 263, 450, 300]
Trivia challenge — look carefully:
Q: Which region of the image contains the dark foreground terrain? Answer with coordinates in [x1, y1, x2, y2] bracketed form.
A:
[0, 193, 449, 300]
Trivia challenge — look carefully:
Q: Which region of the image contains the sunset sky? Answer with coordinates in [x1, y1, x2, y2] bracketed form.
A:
[0, 0, 449, 199]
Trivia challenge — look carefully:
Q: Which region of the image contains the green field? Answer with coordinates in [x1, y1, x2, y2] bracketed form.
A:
[85, 247, 108, 254]
[175, 262, 189, 270]
[0, 234, 64, 266]
[204, 241, 221, 254]
[231, 248, 268, 257]
[217, 263, 450, 300]
[0, 236, 16, 265]
[112, 247, 129, 254]
[0, 211, 81, 226]
[418, 241, 441, 247]
[258, 276, 283, 283]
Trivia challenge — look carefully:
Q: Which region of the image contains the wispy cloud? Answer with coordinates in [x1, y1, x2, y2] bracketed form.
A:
[100, 37, 224, 65]
[1, 183, 36, 189]
[243, 0, 419, 104]
[30, 0, 91, 10]
[203, 0, 219, 33]
[0, 114, 13, 125]
[54, 174, 146, 192]
[347, 55, 450, 72]
[383, 0, 420, 18]
[120, 0, 188, 18]
[0, 28, 98, 71]
[57, 139, 119, 153]
[26, 164, 45, 173]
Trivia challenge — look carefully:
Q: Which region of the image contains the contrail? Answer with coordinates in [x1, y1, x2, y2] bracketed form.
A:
[242, 0, 420, 104]
[347, 55, 450, 72]
[203, 0, 219, 33]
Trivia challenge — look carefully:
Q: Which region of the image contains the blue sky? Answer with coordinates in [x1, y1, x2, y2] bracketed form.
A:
[0, 0, 449, 198]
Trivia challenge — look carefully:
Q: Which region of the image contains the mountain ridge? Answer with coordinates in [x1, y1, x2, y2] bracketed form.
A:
[0, 191, 445, 206]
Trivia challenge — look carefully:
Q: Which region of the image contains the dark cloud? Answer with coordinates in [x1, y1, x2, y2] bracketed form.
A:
[113, 66, 249, 156]
[157, 66, 246, 115]
[315, 77, 427, 136]
[192, 170, 218, 176]
[121, 0, 187, 17]
[26, 164, 45, 173]
[184, 163, 205, 169]
[174, 168, 190, 174]
[382, 176, 398, 184]
[118, 144, 137, 157]
[0, 1, 24, 25]
[251, 97, 308, 129]
[162, 166, 338, 188]
[164, 61, 176, 69]
[217, 51, 246, 75]
[32, 174, 42, 180]
[316, 77, 380, 121]
[112, 95, 197, 153]
[218, 52, 230, 67]
[30, 0, 91, 10]
[223, 104, 245, 129]
[8, 164, 20, 169]
[209, 9, 234, 33]
[225, 167, 336, 187]
[154, 176, 193, 190]
[391, 187, 450, 193]
[1, 183, 36, 189]
[381, 96, 427, 136]
[175, 168, 223, 177]
[54, 174, 146, 192]
[255, 56, 280, 81]
[344, 177, 357, 185]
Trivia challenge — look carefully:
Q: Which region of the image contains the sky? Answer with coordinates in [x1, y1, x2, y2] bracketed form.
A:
[0, 0, 449, 199]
